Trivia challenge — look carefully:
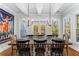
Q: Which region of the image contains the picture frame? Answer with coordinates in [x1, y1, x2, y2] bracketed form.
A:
[0, 8, 14, 44]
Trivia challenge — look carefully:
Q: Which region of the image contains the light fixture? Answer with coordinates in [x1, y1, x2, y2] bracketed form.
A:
[48, 3, 52, 26]
[27, 18, 32, 26]
[27, 3, 32, 26]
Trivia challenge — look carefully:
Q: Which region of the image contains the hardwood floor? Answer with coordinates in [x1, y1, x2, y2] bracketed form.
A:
[0, 47, 12, 56]
[0, 47, 79, 56]
[67, 47, 79, 56]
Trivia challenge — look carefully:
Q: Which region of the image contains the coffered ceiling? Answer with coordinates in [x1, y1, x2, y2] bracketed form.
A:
[0, 3, 76, 16]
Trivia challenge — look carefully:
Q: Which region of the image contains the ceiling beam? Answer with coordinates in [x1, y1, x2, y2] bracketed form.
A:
[15, 3, 28, 16]
[0, 4, 17, 15]
[52, 3, 64, 15]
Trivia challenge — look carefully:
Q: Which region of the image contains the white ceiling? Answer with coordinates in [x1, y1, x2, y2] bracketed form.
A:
[0, 3, 75, 16]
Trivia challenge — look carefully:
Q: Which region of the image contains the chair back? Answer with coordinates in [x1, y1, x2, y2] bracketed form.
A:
[34, 40, 47, 56]
[52, 39, 65, 47]
[16, 40, 30, 50]
[55, 41, 65, 51]
[16, 40, 30, 56]
[34, 40, 47, 48]
[51, 39, 65, 53]
[10, 35, 17, 55]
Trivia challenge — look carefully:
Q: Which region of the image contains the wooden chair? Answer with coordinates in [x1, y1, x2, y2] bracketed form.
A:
[51, 39, 65, 56]
[10, 35, 17, 56]
[16, 40, 30, 56]
[34, 40, 47, 56]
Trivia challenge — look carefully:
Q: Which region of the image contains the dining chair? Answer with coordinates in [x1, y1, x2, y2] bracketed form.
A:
[10, 35, 17, 56]
[51, 39, 65, 56]
[34, 40, 47, 56]
[16, 40, 30, 56]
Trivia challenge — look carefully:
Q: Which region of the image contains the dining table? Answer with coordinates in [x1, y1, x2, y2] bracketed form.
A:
[8, 38, 72, 56]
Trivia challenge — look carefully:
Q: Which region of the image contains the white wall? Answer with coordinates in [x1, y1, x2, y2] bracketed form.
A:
[16, 15, 63, 39]
[62, 4, 79, 51]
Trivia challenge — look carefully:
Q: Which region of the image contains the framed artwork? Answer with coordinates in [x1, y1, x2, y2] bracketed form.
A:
[65, 17, 71, 40]
[51, 19, 58, 36]
[51, 25, 58, 36]
[34, 24, 38, 35]
[41, 24, 46, 35]
[0, 8, 14, 44]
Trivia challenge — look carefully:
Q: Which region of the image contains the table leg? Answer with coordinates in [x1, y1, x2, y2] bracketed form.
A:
[30, 44, 33, 56]
[11, 44, 13, 56]
[45, 45, 47, 56]
[32, 44, 34, 56]
[66, 44, 68, 56]
[33, 45, 35, 56]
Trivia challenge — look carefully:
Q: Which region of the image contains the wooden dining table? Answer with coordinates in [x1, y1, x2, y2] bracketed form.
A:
[8, 39, 72, 56]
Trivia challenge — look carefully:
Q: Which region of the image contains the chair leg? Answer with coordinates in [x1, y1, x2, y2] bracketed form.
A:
[51, 52, 54, 56]
[61, 52, 63, 56]
[55, 52, 57, 56]
[11, 49, 13, 56]
[11, 47, 13, 56]
[26, 52, 30, 56]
